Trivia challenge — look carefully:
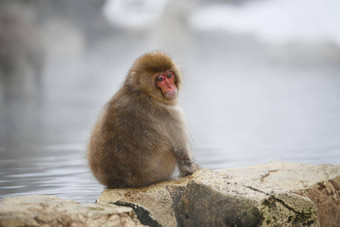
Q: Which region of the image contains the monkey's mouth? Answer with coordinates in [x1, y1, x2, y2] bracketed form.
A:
[164, 88, 177, 99]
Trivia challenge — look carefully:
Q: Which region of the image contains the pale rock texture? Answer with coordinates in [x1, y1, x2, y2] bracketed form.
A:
[0, 195, 145, 227]
[1, 162, 339, 227]
[97, 177, 190, 227]
[98, 162, 340, 227]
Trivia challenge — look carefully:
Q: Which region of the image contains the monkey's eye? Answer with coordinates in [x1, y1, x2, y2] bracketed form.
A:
[156, 75, 164, 83]
[167, 72, 173, 79]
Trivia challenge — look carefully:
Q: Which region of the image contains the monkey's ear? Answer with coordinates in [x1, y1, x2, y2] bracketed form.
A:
[125, 71, 140, 90]
[132, 72, 141, 88]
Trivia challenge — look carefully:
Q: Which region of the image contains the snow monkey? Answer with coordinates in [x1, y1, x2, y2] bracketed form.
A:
[87, 51, 199, 188]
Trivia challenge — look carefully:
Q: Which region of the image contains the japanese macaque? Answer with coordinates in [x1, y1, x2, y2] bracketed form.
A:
[87, 51, 199, 188]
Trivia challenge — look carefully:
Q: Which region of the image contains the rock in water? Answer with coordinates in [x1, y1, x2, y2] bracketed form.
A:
[1, 162, 339, 226]
[98, 162, 340, 227]
[0, 195, 145, 227]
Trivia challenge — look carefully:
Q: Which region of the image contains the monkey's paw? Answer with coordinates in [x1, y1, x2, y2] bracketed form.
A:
[179, 162, 200, 177]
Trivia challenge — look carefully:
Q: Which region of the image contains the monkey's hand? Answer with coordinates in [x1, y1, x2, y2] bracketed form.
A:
[178, 160, 200, 177]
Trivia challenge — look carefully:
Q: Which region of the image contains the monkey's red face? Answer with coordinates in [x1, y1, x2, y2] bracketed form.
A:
[155, 71, 177, 99]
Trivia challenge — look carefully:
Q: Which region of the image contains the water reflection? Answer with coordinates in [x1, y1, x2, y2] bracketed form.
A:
[0, 0, 340, 203]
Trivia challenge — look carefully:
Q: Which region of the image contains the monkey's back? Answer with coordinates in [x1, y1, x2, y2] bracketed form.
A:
[87, 90, 185, 188]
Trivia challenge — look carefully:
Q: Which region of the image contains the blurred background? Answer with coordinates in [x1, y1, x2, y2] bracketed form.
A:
[0, 0, 339, 203]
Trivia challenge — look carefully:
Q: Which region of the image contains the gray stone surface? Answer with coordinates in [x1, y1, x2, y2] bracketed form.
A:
[1, 162, 339, 226]
[97, 177, 190, 227]
[98, 162, 340, 226]
[0, 195, 145, 227]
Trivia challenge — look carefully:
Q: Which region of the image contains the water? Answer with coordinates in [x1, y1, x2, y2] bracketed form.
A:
[1, 1, 340, 203]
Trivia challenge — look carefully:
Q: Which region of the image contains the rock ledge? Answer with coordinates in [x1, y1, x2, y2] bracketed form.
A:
[98, 162, 340, 227]
[0, 195, 145, 227]
[1, 162, 339, 226]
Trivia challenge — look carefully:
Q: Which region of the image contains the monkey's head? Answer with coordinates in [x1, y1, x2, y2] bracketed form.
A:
[126, 51, 182, 104]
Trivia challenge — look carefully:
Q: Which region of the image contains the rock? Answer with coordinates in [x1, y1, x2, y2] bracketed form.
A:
[296, 176, 340, 227]
[97, 177, 191, 227]
[98, 162, 340, 226]
[0, 195, 145, 227]
[1, 163, 338, 226]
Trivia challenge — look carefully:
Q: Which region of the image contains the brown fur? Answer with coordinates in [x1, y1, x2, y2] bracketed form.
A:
[87, 51, 198, 188]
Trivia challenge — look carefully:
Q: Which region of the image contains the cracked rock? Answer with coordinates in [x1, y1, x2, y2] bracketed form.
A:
[98, 162, 340, 226]
[1, 162, 339, 226]
[97, 177, 191, 227]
